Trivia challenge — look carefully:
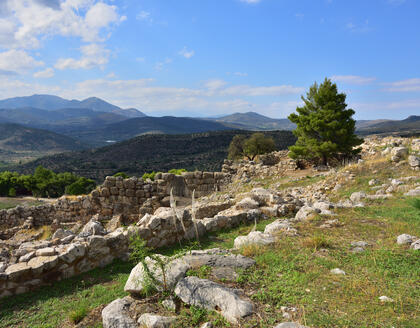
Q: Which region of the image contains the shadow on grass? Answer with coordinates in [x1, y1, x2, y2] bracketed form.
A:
[0, 259, 133, 315]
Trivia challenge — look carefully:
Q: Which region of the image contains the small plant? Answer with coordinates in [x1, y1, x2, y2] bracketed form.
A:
[142, 171, 158, 181]
[168, 168, 187, 175]
[129, 235, 170, 293]
[69, 304, 88, 324]
[186, 265, 211, 279]
[190, 306, 208, 326]
[302, 233, 332, 251]
[113, 172, 129, 179]
[409, 198, 420, 211]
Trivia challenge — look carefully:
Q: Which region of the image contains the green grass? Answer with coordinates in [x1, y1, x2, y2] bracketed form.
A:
[0, 198, 44, 210]
[1, 161, 419, 328]
[0, 260, 132, 328]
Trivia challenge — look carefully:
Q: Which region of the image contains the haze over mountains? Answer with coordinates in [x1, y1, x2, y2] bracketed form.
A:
[0, 94, 418, 153]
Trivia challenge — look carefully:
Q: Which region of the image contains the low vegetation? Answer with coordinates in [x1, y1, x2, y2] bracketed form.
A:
[0, 165, 95, 198]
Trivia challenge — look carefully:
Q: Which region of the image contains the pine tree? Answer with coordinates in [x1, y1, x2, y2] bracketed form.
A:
[288, 78, 363, 165]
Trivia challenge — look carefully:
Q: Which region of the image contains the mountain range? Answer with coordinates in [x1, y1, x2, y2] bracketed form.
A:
[0, 94, 418, 151]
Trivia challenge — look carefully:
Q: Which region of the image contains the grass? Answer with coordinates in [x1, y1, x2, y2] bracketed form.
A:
[0, 260, 132, 328]
[0, 155, 419, 327]
[0, 197, 44, 210]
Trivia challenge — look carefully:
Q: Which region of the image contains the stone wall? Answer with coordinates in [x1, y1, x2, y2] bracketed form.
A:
[0, 171, 230, 234]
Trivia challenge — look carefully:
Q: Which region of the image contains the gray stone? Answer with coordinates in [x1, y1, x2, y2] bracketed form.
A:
[350, 192, 367, 203]
[52, 228, 74, 240]
[35, 247, 56, 257]
[410, 239, 420, 250]
[174, 276, 254, 323]
[236, 197, 259, 210]
[137, 313, 176, 328]
[19, 251, 35, 262]
[264, 219, 294, 235]
[274, 323, 308, 328]
[233, 231, 275, 249]
[0, 262, 6, 272]
[58, 243, 86, 264]
[124, 256, 189, 294]
[102, 297, 137, 328]
[330, 268, 345, 275]
[79, 219, 106, 237]
[162, 298, 176, 311]
[27, 256, 58, 274]
[294, 206, 319, 221]
[396, 234, 414, 245]
[5, 262, 30, 280]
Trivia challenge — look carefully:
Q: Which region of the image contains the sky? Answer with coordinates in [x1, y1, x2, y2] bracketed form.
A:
[0, 0, 419, 119]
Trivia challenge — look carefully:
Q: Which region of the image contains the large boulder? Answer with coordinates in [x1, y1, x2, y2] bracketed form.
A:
[264, 219, 295, 235]
[293, 206, 319, 221]
[102, 297, 137, 328]
[174, 276, 254, 323]
[350, 191, 367, 203]
[274, 323, 308, 328]
[236, 197, 259, 210]
[391, 147, 408, 162]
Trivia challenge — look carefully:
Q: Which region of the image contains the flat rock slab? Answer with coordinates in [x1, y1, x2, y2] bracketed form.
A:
[102, 297, 137, 328]
[174, 276, 254, 323]
[124, 250, 255, 295]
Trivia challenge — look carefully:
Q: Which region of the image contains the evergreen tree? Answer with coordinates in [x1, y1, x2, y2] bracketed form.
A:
[288, 78, 363, 165]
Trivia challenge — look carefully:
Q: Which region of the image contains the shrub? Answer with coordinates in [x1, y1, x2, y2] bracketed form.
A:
[113, 172, 129, 179]
[142, 171, 159, 181]
[168, 168, 187, 175]
[8, 187, 16, 197]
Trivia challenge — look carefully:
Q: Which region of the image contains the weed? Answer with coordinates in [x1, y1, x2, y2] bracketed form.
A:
[69, 304, 88, 324]
[302, 233, 332, 251]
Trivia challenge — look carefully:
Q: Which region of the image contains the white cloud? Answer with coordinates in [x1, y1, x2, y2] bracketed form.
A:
[346, 20, 371, 33]
[205, 79, 227, 91]
[55, 43, 110, 70]
[383, 78, 420, 92]
[0, 0, 124, 49]
[33, 67, 54, 78]
[331, 75, 376, 85]
[0, 49, 43, 73]
[179, 47, 195, 59]
[136, 10, 152, 22]
[155, 58, 172, 71]
[221, 84, 303, 96]
[232, 72, 248, 77]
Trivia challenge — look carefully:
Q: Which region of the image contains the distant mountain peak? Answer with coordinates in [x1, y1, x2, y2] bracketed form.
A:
[0, 94, 146, 118]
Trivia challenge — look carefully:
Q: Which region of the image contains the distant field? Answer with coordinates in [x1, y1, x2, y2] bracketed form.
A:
[0, 197, 45, 210]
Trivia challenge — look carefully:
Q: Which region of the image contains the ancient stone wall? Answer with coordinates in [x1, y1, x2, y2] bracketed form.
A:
[0, 172, 230, 234]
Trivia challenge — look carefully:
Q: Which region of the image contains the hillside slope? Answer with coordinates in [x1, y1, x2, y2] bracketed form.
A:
[213, 112, 296, 130]
[357, 115, 420, 135]
[9, 130, 296, 181]
[67, 116, 234, 145]
[0, 123, 87, 152]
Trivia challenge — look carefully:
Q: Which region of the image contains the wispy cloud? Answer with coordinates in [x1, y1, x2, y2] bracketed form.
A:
[179, 47, 195, 59]
[155, 58, 172, 70]
[136, 10, 153, 22]
[346, 20, 371, 33]
[33, 67, 54, 78]
[331, 75, 376, 85]
[383, 78, 420, 92]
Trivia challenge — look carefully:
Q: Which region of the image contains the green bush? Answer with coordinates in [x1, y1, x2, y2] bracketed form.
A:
[168, 168, 187, 175]
[142, 171, 158, 181]
[0, 166, 96, 198]
[113, 172, 129, 179]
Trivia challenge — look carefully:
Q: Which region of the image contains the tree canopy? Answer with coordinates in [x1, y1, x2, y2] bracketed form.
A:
[228, 133, 276, 161]
[288, 78, 363, 165]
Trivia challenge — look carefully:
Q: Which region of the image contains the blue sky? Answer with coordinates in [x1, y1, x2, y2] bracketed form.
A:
[0, 0, 419, 119]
